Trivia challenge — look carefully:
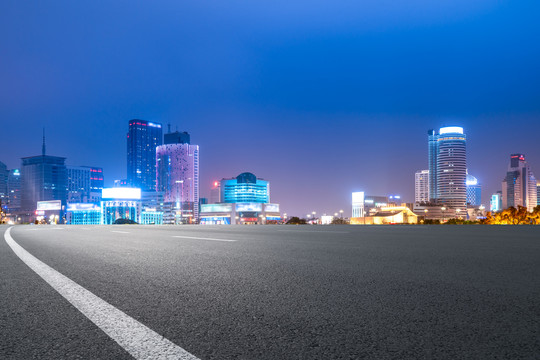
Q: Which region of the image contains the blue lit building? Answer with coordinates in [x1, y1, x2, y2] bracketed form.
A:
[101, 188, 141, 224]
[66, 203, 101, 225]
[490, 191, 503, 213]
[127, 119, 162, 191]
[466, 174, 482, 206]
[7, 169, 21, 212]
[221, 172, 269, 203]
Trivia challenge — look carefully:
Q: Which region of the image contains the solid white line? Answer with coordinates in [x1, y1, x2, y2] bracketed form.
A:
[111, 231, 130, 234]
[4, 227, 199, 360]
[172, 235, 237, 242]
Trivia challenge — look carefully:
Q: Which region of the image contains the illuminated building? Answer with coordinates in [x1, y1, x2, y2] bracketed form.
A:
[352, 191, 389, 217]
[426, 127, 467, 209]
[21, 140, 67, 216]
[199, 203, 281, 225]
[156, 143, 200, 223]
[490, 191, 503, 213]
[428, 129, 438, 201]
[66, 203, 101, 225]
[351, 206, 418, 225]
[502, 154, 537, 211]
[7, 169, 21, 211]
[141, 191, 168, 224]
[466, 174, 482, 206]
[221, 172, 269, 203]
[0, 161, 7, 205]
[209, 181, 221, 203]
[414, 170, 429, 204]
[127, 119, 162, 191]
[67, 166, 104, 204]
[201, 172, 278, 225]
[538, 182, 540, 206]
[101, 187, 141, 224]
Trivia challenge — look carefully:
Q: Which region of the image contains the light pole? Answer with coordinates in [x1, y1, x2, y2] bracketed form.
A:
[175, 180, 184, 224]
[339, 210, 344, 219]
[424, 208, 428, 224]
[441, 207, 446, 223]
[312, 211, 316, 224]
[456, 208, 461, 220]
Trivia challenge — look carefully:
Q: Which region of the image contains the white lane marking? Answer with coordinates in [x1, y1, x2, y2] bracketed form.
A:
[172, 235, 237, 242]
[80, 228, 92, 230]
[111, 231, 130, 234]
[25, 227, 65, 231]
[278, 230, 349, 233]
[4, 227, 199, 360]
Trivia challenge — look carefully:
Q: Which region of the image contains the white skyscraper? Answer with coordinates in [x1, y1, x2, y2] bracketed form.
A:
[415, 170, 429, 204]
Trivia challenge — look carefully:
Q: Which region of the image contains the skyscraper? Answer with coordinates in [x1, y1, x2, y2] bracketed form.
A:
[427, 127, 467, 209]
[414, 170, 429, 204]
[21, 155, 67, 212]
[7, 169, 21, 211]
[502, 154, 537, 211]
[466, 174, 482, 206]
[0, 161, 7, 207]
[66, 166, 104, 203]
[427, 130, 438, 202]
[156, 143, 200, 223]
[127, 119, 162, 191]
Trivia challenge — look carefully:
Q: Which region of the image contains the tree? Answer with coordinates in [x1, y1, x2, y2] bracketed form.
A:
[286, 217, 307, 225]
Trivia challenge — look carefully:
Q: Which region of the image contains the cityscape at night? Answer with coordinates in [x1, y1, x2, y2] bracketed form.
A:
[1, 1, 539, 359]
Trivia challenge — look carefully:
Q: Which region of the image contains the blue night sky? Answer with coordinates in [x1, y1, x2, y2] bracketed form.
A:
[1, 1, 539, 216]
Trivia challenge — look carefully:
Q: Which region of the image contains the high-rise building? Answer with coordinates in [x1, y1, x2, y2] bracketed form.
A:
[427, 130, 438, 201]
[156, 143, 200, 223]
[0, 161, 7, 208]
[490, 191, 503, 213]
[466, 174, 482, 206]
[427, 127, 467, 209]
[415, 170, 429, 204]
[502, 154, 537, 211]
[221, 172, 269, 203]
[21, 155, 67, 212]
[7, 169, 21, 211]
[67, 166, 104, 203]
[127, 119, 162, 191]
[537, 181, 540, 206]
[209, 181, 221, 203]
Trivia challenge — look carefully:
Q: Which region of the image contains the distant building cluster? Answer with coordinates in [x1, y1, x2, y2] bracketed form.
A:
[0, 121, 280, 225]
[349, 125, 538, 224]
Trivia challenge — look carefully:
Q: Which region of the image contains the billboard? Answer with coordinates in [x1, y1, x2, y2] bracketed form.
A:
[200, 204, 233, 213]
[236, 203, 262, 212]
[264, 203, 280, 212]
[37, 200, 62, 211]
[102, 188, 141, 200]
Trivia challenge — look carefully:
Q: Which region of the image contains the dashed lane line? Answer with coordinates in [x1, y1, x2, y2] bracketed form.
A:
[4, 227, 200, 360]
[111, 231, 130, 234]
[172, 235, 237, 242]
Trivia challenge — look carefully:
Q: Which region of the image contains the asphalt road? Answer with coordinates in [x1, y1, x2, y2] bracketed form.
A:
[1, 224, 539, 359]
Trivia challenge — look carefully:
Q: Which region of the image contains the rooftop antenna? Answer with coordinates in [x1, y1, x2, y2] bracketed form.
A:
[42, 128, 46, 156]
[168, 123, 171, 133]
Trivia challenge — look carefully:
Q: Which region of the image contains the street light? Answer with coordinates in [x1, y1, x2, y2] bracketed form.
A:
[456, 208, 461, 220]
[441, 207, 446, 222]
[339, 210, 344, 219]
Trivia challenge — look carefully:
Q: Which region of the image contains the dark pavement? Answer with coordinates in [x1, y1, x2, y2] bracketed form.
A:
[1, 224, 540, 359]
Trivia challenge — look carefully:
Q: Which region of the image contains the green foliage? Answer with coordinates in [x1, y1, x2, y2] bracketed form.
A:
[113, 218, 138, 225]
[286, 217, 307, 225]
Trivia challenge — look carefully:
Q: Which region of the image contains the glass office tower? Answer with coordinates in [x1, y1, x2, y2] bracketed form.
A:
[436, 127, 467, 209]
[127, 119, 162, 191]
[156, 143, 200, 223]
[21, 155, 67, 212]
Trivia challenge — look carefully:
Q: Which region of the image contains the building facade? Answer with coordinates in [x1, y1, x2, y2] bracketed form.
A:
[21, 154, 67, 214]
[428, 129, 438, 202]
[0, 161, 7, 206]
[156, 143, 200, 223]
[67, 166, 103, 204]
[466, 174, 482, 206]
[164, 130, 190, 145]
[221, 172, 269, 203]
[101, 187, 141, 224]
[7, 169, 21, 212]
[502, 154, 537, 211]
[436, 127, 467, 209]
[490, 191, 503, 213]
[415, 170, 429, 204]
[127, 119, 162, 191]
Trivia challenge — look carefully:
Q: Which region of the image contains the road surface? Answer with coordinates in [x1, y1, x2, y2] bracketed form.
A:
[1, 224, 539, 359]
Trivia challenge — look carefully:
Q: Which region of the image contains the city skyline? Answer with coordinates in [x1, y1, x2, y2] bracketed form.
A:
[1, 1, 540, 216]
